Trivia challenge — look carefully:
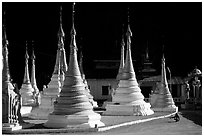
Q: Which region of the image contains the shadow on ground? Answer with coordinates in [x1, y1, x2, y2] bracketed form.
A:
[179, 110, 202, 126]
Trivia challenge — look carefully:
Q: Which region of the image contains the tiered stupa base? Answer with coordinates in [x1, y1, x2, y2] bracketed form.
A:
[29, 77, 61, 119]
[20, 84, 35, 106]
[104, 79, 154, 116]
[150, 94, 178, 112]
[44, 111, 105, 128]
[104, 101, 154, 116]
[28, 96, 56, 119]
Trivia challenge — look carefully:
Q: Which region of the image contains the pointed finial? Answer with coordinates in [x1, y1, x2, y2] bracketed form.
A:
[32, 48, 36, 60]
[25, 41, 29, 60]
[60, 6, 62, 24]
[71, 2, 76, 35]
[127, 7, 130, 24]
[126, 7, 132, 37]
[146, 41, 149, 60]
[162, 44, 165, 61]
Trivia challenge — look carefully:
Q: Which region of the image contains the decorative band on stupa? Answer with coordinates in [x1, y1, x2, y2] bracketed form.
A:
[104, 12, 154, 116]
[150, 54, 178, 112]
[44, 3, 104, 128]
[19, 44, 35, 106]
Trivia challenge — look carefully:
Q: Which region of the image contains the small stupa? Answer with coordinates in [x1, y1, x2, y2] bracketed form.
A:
[2, 15, 22, 131]
[31, 47, 41, 106]
[104, 17, 154, 116]
[150, 55, 178, 112]
[79, 50, 98, 108]
[20, 44, 35, 107]
[44, 3, 105, 128]
[30, 7, 67, 119]
[43, 6, 67, 97]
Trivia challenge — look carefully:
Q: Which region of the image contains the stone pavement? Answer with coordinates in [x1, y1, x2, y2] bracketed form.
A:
[3, 111, 177, 134]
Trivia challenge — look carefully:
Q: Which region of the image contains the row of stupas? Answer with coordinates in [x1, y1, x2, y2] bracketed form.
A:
[34, 7, 69, 118]
[44, 3, 104, 128]
[3, 3, 177, 130]
[20, 45, 40, 108]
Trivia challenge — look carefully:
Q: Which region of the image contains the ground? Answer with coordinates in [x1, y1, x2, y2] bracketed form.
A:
[52, 110, 202, 135]
[4, 110, 202, 135]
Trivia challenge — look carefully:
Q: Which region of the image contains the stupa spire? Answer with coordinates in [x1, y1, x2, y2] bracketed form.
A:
[145, 41, 149, 60]
[123, 17, 135, 79]
[58, 6, 65, 49]
[161, 55, 168, 88]
[23, 43, 31, 84]
[116, 33, 125, 80]
[79, 49, 85, 79]
[2, 13, 10, 83]
[67, 2, 80, 76]
[31, 46, 39, 92]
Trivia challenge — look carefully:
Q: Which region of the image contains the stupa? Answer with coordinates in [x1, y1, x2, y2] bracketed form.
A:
[44, 3, 105, 128]
[150, 55, 178, 112]
[104, 19, 154, 116]
[2, 16, 22, 131]
[31, 47, 41, 106]
[19, 45, 35, 107]
[38, 7, 67, 117]
[79, 50, 98, 108]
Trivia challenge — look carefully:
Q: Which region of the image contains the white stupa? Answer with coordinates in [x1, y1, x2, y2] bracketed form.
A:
[44, 3, 105, 128]
[29, 7, 68, 119]
[20, 45, 35, 107]
[150, 55, 178, 112]
[104, 21, 154, 116]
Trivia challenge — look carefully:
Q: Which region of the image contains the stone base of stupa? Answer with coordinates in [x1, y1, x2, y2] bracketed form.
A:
[2, 123, 22, 133]
[150, 94, 178, 112]
[152, 106, 178, 112]
[28, 94, 57, 119]
[103, 102, 154, 116]
[44, 113, 105, 128]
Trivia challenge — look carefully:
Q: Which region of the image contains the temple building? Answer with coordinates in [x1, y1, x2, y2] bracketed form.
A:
[44, 3, 105, 128]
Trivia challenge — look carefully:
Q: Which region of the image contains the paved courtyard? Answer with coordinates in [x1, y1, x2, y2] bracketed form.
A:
[4, 110, 202, 135]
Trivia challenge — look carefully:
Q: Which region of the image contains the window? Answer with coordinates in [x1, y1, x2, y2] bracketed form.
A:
[102, 86, 109, 96]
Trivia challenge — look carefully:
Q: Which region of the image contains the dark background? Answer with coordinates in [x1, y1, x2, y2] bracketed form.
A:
[3, 2, 202, 90]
